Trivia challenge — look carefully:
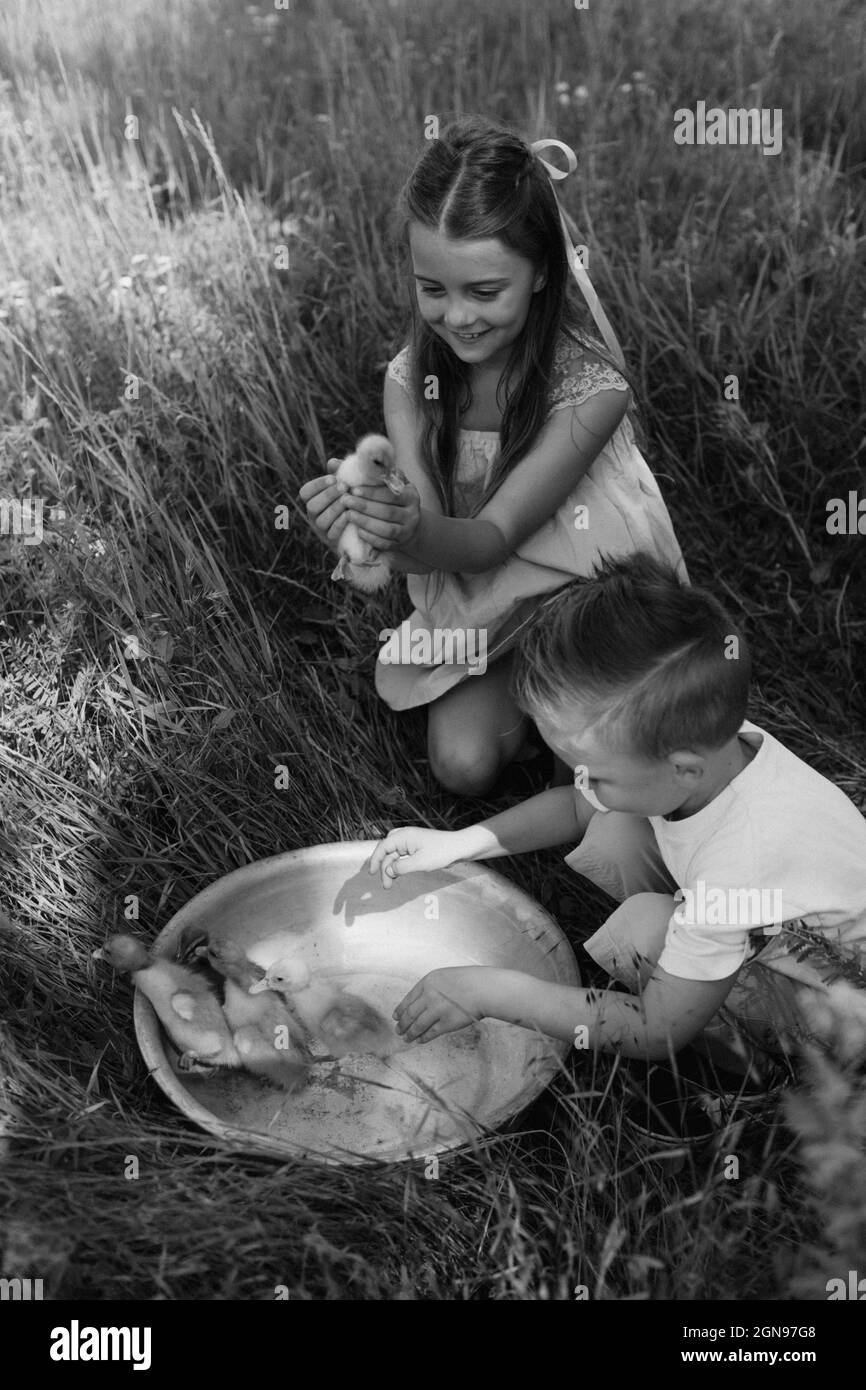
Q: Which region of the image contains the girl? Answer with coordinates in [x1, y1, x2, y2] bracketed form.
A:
[301, 116, 687, 796]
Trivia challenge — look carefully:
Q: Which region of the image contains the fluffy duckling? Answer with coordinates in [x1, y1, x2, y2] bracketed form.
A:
[200, 940, 310, 1047]
[231, 1024, 309, 1093]
[93, 934, 241, 1072]
[173, 923, 226, 992]
[331, 433, 405, 594]
[250, 956, 395, 1059]
[200, 939, 311, 1090]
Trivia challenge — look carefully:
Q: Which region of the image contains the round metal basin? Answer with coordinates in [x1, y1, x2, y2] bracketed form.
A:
[135, 840, 580, 1164]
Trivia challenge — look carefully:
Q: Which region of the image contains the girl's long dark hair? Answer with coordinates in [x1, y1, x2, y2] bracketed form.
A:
[392, 115, 633, 517]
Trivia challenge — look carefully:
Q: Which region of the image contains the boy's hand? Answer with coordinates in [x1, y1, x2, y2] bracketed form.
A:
[394, 966, 484, 1043]
[368, 827, 458, 888]
[299, 459, 351, 550]
[342, 481, 421, 552]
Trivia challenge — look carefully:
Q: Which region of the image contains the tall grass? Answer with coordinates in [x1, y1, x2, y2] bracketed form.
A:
[0, 0, 864, 1299]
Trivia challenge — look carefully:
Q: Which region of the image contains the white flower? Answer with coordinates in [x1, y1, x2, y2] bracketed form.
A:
[801, 981, 866, 1063]
[573, 84, 589, 102]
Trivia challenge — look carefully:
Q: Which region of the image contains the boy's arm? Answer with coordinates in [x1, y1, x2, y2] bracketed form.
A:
[395, 962, 739, 1061]
[453, 785, 589, 858]
[369, 786, 592, 885]
[482, 966, 739, 1056]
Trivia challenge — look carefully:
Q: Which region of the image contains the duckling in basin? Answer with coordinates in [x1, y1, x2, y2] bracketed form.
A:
[129, 841, 580, 1164]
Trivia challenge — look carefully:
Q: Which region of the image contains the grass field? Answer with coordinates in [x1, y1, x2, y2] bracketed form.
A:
[1, 0, 865, 1300]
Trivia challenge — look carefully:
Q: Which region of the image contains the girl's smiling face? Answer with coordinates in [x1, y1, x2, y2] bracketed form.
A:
[409, 222, 545, 371]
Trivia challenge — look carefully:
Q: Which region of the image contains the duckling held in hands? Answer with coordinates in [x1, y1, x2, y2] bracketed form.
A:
[331, 433, 405, 594]
[251, 956, 396, 1059]
[93, 934, 241, 1072]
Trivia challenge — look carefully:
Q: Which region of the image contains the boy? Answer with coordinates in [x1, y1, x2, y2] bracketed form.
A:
[368, 554, 866, 1078]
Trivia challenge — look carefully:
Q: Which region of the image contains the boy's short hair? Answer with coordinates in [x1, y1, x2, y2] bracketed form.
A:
[512, 552, 751, 759]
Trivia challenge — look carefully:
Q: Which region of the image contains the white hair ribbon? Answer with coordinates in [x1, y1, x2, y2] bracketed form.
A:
[530, 138, 625, 370]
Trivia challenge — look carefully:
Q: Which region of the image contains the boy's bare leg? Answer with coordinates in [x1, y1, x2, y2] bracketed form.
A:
[584, 893, 777, 1082]
[583, 893, 673, 993]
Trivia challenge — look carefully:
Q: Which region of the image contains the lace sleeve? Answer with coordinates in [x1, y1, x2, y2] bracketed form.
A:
[386, 345, 411, 392]
[547, 338, 629, 415]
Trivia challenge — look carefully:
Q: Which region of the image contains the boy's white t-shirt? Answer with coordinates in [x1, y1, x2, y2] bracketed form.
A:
[645, 721, 866, 981]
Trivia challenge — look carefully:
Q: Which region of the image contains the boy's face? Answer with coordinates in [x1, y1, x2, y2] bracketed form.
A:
[409, 223, 545, 373]
[534, 704, 700, 818]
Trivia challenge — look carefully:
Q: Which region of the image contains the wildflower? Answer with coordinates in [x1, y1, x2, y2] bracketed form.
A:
[267, 216, 302, 239]
[800, 981, 866, 1065]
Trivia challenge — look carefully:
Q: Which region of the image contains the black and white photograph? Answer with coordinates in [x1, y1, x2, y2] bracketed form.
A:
[0, 0, 864, 1337]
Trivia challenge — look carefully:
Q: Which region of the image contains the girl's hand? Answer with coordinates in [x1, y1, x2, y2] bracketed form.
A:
[298, 459, 351, 551]
[393, 967, 484, 1043]
[368, 826, 459, 888]
[342, 480, 421, 553]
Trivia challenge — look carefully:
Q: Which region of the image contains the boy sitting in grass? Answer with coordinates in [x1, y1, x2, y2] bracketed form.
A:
[369, 553, 866, 1081]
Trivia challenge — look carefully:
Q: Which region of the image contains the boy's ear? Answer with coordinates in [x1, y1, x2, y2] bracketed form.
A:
[667, 749, 705, 785]
[533, 263, 547, 292]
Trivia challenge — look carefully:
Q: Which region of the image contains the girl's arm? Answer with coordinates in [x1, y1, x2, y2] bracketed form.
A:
[349, 386, 629, 574]
[382, 370, 444, 514]
[374, 372, 442, 574]
[297, 371, 443, 558]
[382, 552, 437, 575]
[394, 963, 739, 1061]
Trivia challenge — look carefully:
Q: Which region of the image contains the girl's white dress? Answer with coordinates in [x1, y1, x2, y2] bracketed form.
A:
[375, 332, 688, 711]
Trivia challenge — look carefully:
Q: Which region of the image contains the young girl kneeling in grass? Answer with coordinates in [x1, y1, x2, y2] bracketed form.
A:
[369, 553, 866, 1078]
[301, 117, 686, 796]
